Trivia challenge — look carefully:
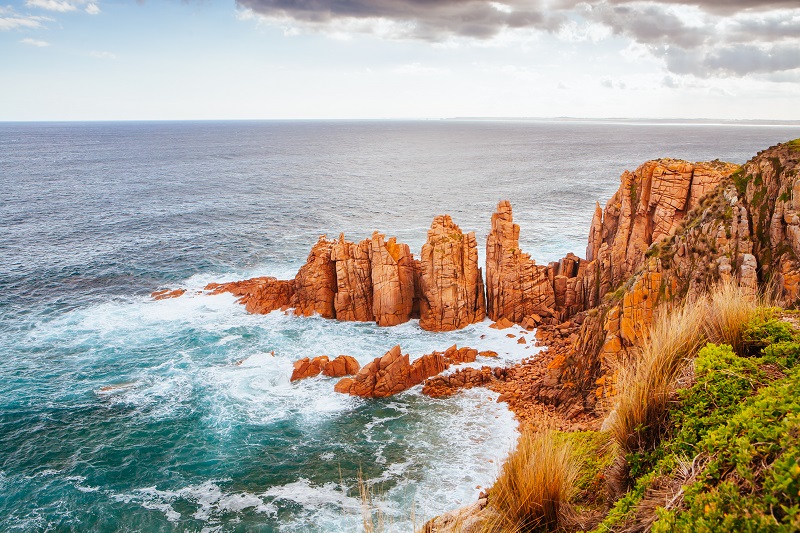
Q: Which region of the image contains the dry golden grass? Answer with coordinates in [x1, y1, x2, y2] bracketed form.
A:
[703, 280, 761, 354]
[610, 297, 707, 456]
[482, 431, 580, 533]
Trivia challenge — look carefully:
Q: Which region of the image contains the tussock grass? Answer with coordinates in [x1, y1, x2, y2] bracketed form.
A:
[483, 431, 580, 533]
[702, 281, 761, 354]
[610, 297, 707, 457]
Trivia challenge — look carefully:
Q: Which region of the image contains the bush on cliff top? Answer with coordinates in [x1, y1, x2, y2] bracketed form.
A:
[593, 313, 800, 533]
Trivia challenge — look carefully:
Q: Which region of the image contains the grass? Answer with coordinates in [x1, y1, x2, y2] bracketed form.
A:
[703, 281, 762, 354]
[482, 431, 580, 533]
[609, 297, 706, 458]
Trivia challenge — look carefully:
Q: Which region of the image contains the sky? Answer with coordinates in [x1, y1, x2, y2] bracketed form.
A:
[1, 0, 799, 121]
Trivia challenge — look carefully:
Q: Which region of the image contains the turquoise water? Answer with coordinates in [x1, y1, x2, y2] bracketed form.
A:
[2, 120, 799, 531]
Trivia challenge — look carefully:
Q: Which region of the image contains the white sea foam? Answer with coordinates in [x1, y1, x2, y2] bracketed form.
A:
[21, 272, 523, 531]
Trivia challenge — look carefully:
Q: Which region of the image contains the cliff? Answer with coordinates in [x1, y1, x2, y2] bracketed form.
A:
[542, 141, 800, 416]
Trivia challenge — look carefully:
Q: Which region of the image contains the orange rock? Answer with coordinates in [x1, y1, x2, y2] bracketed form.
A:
[322, 355, 361, 377]
[489, 317, 515, 330]
[418, 215, 486, 331]
[290, 236, 337, 318]
[205, 277, 295, 314]
[334, 344, 482, 398]
[370, 233, 417, 327]
[151, 288, 186, 300]
[290, 355, 330, 381]
[422, 366, 494, 398]
[331, 234, 374, 322]
[517, 337, 527, 344]
[479, 350, 499, 358]
[486, 201, 556, 323]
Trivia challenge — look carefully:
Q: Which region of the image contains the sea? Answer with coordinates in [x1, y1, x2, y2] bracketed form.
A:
[1, 119, 798, 532]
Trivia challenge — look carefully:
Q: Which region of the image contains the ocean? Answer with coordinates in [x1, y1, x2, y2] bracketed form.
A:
[2, 119, 798, 532]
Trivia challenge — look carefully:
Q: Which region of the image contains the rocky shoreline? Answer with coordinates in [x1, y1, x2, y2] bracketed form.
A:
[154, 139, 800, 530]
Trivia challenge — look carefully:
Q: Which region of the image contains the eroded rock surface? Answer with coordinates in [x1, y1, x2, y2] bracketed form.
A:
[418, 215, 486, 331]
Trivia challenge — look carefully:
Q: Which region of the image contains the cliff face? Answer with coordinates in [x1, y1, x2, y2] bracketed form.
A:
[418, 215, 486, 332]
[547, 141, 800, 415]
[485, 200, 557, 323]
[586, 159, 740, 299]
[738, 141, 800, 305]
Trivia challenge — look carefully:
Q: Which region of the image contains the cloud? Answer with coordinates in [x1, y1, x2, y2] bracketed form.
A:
[20, 37, 50, 46]
[235, 0, 564, 41]
[85, 3, 100, 14]
[0, 6, 52, 29]
[235, 0, 800, 78]
[589, 0, 800, 15]
[25, 0, 77, 12]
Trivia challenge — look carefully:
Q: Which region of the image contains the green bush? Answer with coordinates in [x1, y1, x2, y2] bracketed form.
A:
[742, 309, 796, 350]
[670, 343, 765, 456]
[653, 368, 800, 532]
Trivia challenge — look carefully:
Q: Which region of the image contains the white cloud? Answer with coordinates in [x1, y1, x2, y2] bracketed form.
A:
[25, 0, 77, 13]
[90, 50, 116, 59]
[85, 3, 100, 15]
[0, 8, 49, 30]
[20, 37, 50, 46]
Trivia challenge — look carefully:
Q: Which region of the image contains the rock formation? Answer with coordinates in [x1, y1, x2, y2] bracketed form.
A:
[204, 277, 294, 314]
[485, 200, 557, 323]
[290, 354, 360, 381]
[586, 159, 740, 297]
[739, 141, 800, 305]
[322, 355, 361, 377]
[331, 235, 374, 322]
[334, 345, 480, 398]
[418, 215, 486, 331]
[290, 356, 330, 381]
[290, 237, 337, 318]
[151, 288, 186, 300]
[370, 232, 418, 327]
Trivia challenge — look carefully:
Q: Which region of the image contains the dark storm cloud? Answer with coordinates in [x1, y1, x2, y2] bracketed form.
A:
[236, 0, 563, 40]
[236, 0, 800, 77]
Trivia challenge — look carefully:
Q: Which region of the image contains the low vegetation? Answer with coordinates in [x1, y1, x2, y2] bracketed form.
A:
[472, 283, 799, 533]
[482, 430, 581, 533]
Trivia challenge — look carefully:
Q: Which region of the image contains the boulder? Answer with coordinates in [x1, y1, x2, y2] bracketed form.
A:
[205, 277, 295, 314]
[290, 355, 330, 381]
[322, 355, 361, 377]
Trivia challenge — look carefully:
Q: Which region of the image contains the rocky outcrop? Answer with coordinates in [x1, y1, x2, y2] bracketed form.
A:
[290, 237, 338, 318]
[422, 366, 495, 398]
[205, 277, 295, 314]
[151, 288, 186, 300]
[586, 159, 740, 298]
[738, 141, 800, 305]
[322, 355, 361, 377]
[418, 215, 486, 331]
[370, 232, 418, 327]
[331, 235, 374, 322]
[334, 345, 480, 398]
[291, 354, 360, 381]
[290, 356, 330, 381]
[485, 200, 557, 323]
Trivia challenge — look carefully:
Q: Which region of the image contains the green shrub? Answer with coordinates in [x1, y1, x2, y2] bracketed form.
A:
[742, 309, 796, 350]
[652, 369, 800, 532]
[670, 343, 765, 456]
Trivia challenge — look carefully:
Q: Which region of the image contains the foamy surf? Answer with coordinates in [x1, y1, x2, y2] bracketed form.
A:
[4, 270, 522, 531]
